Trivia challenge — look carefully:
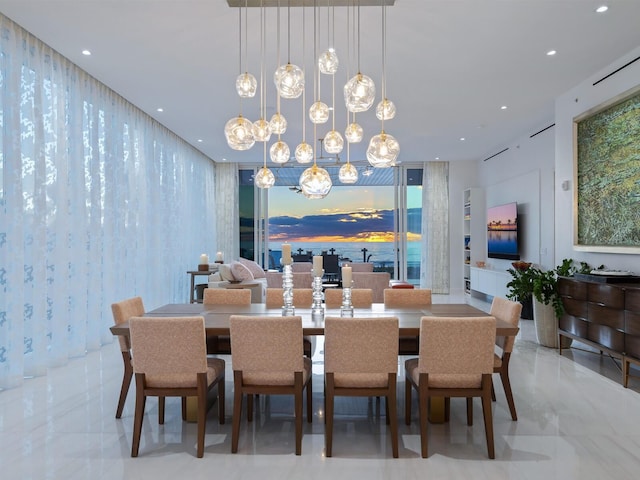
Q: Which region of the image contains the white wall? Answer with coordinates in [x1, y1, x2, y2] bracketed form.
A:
[555, 45, 640, 273]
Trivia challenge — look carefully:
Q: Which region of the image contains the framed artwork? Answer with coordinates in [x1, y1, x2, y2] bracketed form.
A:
[573, 86, 640, 253]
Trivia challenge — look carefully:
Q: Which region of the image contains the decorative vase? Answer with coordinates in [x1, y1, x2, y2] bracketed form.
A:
[533, 299, 572, 348]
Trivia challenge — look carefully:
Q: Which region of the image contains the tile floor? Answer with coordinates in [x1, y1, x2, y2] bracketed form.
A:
[2, 295, 640, 479]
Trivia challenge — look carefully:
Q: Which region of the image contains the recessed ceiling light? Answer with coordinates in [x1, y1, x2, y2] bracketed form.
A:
[197, 139, 203, 143]
[501, 105, 508, 110]
[596, 6, 608, 13]
[156, 108, 164, 112]
[460, 137, 465, 141]
[81, 49, 91, 56]
[547, 50, 557, 56]
[435, 157, 440, 160]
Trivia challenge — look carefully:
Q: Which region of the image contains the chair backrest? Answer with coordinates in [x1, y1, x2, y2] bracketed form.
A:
[324, 316, 398, 375]
[322, 254, 340, 275]
[291, 262, 312, 273]
[203, 287, 251, 305]
[490, 296, 522, 353]
[352, 272, 391, 303]
[266, 288, 313, 308]
[418, 316, 496, 387]
[324, 288, 373, 308]
[349, 262, 374, 273]
[229, 315, 304, 384]
[111, 296, 145, 352]
[383, 288, 432, 307]
[129, 316, 208, 388]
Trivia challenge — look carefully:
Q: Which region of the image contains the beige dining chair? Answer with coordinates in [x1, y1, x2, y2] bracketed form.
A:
[405, 316, 496, 458]
[490, 296, 522, 420]
[129, 316, 225, 458]
[324, 316, 400, 457]
[324, 288, 373, 308]
[383, 288, 432, 356]
[111, 296, 145, 418]
[229, 315, 312, 455]
[265, 288, 314, 358]
[203, 288, 252, 355]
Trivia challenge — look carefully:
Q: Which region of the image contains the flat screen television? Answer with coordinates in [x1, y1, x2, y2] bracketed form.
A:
[487, 202, 520, 260]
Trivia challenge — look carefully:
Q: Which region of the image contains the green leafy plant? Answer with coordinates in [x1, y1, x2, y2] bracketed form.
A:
[506, 262, 535, 303]
[531, 259, 591, 318]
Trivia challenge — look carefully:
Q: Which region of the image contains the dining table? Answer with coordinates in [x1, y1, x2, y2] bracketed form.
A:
[110, 302, 518, 423]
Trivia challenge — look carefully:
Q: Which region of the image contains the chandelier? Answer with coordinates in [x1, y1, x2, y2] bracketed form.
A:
[224, 0, 399, 195]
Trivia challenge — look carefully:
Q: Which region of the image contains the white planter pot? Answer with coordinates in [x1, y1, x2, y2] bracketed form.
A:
[533, 299, 572, 348]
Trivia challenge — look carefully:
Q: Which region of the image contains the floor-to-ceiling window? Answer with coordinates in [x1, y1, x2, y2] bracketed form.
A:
[240, 165, 422, 284]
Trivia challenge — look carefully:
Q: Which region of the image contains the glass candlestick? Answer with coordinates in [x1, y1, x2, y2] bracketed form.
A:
[311, 269, 325, 321]
[340, 281, 354, 318]
[281, 264, 295, 316]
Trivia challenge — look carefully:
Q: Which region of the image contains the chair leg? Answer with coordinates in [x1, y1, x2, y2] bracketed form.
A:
[623, 359, 630, 388]
[444, 397, 450, 422]
[306, 376, 313, 423]
[481, 375, 495, 459]
[466, 397, 473, 426]
[404, 374, 412, 426]
[231, 372, 243, 453]
[294, 372, 303, 456]
[325, 373, 335, 457]
[116, 352, 133, 418]
[131, 376, 146, 457]
[491, 380, 496, 401]
[218, 376, 226, 425]
[159, 396, 165, 424]
[388, 374, 399, 458]
[418, 380, 429, 458]
[247, 393, 254, 422]
[500, 369, 518, 421]
[181, 397, 186, 420]
[196, 373, 207, 458]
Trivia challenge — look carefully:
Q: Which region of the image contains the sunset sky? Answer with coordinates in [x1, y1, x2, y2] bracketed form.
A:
[269, 185, 422, 243]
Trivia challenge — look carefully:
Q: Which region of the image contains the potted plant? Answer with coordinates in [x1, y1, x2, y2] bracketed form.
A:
[506, 261, 534, 319]
[529, 259, 591, 348]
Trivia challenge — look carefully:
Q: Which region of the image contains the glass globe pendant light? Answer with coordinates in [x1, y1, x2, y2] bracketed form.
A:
[274, 2, 304, 99]
[253, 1, 271, 143]
[344, 72, 375, 113]
[269, 112, 287, 135]
[367, 131, 399, 168]
[300, 163, 332, 199]
[339, 142, 358, 184]
[318, 48, 338, 74]
[309, 101, 329, 124]
[252, 118, 272, 142]
[225, 114, 255, 151]
[345, 117, 364, 143]
[376, 98, 396, 120]
[323, 70, 344, 154]
[255, 142, 275, 189]
[235, 2, 256, 98]
[270, 139, 290, 164]
[295, 141, 313, 164]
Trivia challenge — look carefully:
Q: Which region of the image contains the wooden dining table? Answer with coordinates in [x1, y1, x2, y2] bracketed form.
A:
[110, 302, 519, 337]
[110, 302, 517, 423]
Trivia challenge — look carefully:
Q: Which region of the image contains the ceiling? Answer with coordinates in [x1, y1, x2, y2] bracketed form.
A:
[1, 0, 639, 167]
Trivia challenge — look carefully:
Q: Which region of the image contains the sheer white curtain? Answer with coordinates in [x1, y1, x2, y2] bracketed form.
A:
[420, 161, 450, 293]
[0, 14, 216, 389]
[214, 163, 239, 262]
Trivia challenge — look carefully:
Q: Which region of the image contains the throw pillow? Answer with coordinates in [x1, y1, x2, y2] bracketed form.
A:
[218, 263, 235, 282]
[238, 257, 266, 278]
[230, 261, 254, 282]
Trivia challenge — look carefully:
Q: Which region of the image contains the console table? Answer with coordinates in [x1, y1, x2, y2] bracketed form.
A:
[187, 270, 216, 303]
[558, 276, 640, 387]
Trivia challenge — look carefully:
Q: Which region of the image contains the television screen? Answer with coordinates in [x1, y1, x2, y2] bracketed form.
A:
[487, 202, 520, 260]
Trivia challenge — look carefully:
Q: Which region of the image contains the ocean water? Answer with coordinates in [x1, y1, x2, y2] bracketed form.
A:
[268, 241, 422, 266]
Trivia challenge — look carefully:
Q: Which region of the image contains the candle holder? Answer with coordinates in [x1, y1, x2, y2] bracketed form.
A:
[281, 263, 295, 316]
[311, 269, 325, 321]
[340, 281, 354, 318]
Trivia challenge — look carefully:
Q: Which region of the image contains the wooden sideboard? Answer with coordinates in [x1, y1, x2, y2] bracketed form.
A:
[558, 276, 640, 387]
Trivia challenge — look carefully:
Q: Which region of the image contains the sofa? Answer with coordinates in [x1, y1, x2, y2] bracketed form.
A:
[207, 258, 268, 303]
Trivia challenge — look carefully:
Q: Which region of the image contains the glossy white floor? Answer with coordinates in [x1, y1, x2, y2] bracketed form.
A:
[2, 295, 640, 480]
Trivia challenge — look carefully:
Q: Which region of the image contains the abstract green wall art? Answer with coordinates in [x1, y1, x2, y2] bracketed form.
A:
[575, 88, 640, 252]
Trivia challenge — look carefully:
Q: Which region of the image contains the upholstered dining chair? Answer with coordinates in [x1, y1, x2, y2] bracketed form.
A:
[489, 296, 522, 420]
[324, 288, 373, 308]
[324, 316, 400, 457]
[265, 288, 314, 357]
[229, 315, 312, 455]
[383, 288, 432, 356]
[405, 316, 496, 458]
[111, 296, 145, 418]
[203, 288, 252, 355]
[128, 316, 225, 458]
